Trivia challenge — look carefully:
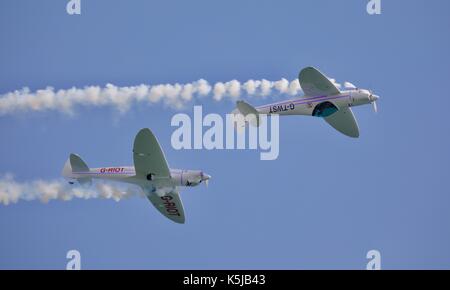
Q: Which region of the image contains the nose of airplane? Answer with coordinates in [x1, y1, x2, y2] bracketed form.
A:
[369, 94, 379, 113]
[201, 172, 211, 187]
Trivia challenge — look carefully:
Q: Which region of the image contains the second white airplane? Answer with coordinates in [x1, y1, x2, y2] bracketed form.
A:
[62, 128, 211, 224]
[234, 67, 380, 138]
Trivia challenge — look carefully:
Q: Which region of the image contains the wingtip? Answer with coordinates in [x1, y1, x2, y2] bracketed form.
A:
[135, 128, 155, 145]
[300, 66, 317, 73]
[344, 130, 359, 138]
[173, 218, 185, 224]
[138, 128, 152, 135]
[299, 66, 318, 79]
[348, 130, 360, 138]
[69, 153, 79, 159]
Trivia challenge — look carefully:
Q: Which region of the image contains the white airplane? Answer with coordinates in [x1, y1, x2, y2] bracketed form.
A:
[62, 128, 211, 224]
[234, 67, 379, 138]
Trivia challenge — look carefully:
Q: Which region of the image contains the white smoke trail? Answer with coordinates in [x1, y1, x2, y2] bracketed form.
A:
[0, 174, 144, 206]
[0, 78, 305, 116]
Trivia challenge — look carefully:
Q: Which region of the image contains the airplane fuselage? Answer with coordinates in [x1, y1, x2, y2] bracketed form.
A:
[256, 89, 377, 116]
[69, 167, 208, 189]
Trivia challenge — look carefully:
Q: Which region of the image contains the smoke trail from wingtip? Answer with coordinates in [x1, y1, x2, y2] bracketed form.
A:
[0, 78, 304, 116]
[0, 174, 144, 205]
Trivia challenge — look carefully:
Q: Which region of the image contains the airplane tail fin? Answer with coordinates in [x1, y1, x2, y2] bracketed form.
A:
[232, 100, 261, 127]
[62, 153, 92, 186]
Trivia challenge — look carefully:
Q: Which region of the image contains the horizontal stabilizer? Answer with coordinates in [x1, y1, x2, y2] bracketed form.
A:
[62, 153, 92, 185]
[70, 154, 89, 173]
[234, 100, 260, 127]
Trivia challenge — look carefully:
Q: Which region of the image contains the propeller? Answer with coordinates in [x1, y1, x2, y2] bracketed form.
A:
[372, 100, 378, 113]
[344, 80, 379, 112]
[201, 172, 211, 187]
[369, 90, 379, 113]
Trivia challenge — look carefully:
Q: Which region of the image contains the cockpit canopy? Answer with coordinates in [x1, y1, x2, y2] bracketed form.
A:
[312, 101, 338, 117]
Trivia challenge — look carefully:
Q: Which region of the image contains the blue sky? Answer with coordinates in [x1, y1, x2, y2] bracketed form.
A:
[1, 0, 450, 269]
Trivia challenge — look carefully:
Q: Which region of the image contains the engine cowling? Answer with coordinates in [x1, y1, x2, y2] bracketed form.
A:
[171, 170, 211, 187]
[171, 170, 201, 186]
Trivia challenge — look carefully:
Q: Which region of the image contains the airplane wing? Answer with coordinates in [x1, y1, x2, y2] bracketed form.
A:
[324, 107, 360, 138]
[133, 128, 171, 178]
[298, 67, 341, 97]
[144, 187, 186, 224]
